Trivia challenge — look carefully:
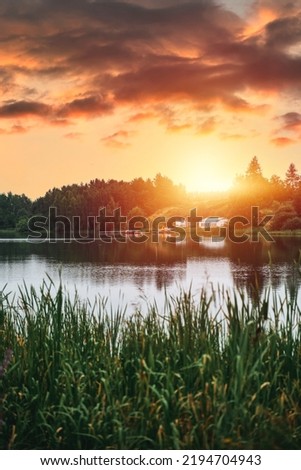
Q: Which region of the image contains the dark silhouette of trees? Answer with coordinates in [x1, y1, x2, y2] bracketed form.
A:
[28, 174, 187, 231]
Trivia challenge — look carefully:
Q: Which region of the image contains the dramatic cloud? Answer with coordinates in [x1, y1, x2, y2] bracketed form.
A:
[0, 0, 301, 135]
[0, 100, 51, 119]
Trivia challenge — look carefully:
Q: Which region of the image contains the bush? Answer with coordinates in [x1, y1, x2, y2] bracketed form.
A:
[269, 209, 297, 230]
[16, 216, 29, 233]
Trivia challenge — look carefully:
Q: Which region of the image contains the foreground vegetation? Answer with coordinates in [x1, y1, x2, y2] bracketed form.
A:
[0, 281, 301, 449]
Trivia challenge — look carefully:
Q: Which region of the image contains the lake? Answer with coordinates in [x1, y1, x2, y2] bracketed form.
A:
[0, 235, 301, 314]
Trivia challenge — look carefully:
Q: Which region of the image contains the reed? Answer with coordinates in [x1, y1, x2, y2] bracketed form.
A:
[0, 280, 301, 449]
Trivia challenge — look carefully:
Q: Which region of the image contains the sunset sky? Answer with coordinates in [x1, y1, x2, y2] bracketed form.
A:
[1, 0, 301, 199]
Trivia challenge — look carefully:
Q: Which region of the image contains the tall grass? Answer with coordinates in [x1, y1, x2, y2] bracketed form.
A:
[0, 280, 301, 449]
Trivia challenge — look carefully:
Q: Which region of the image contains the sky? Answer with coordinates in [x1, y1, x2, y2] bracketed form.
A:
[1, 0, 301, 199]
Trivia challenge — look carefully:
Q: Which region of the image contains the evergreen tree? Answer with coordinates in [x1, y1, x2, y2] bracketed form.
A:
[246, 156, 262, 179]
[285, 163, 300, 190]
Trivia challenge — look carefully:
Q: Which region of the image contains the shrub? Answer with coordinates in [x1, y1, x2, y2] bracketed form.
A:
[269, 209, 297, 230]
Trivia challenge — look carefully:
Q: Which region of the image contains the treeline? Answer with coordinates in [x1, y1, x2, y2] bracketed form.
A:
[0, 174, 187, 231]
[33, 174, 187, 222]
[1, 159, 301, 232]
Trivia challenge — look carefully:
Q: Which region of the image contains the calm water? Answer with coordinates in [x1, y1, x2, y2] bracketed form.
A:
[0, 236, 301, 313]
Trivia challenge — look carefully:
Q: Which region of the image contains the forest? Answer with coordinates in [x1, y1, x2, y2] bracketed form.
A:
[1, 157, 301, 232]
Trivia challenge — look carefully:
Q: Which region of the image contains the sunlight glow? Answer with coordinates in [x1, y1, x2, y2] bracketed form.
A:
[184, 174, 232, 193]
[244, 8, 277, 38]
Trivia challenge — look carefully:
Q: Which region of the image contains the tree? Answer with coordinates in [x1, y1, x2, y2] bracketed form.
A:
[0, 192, 32, 229]
[16, 216, 29, 233]
[269, 174, 286, 202]
[285, 163, 300, 190]
[269, 203, 297, 230]
[230, 157, 270, 217]
[153, 173, 179, 209]
[246, 156, 262, 180]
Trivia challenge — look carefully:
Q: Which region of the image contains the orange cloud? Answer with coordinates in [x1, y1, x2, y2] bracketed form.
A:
[128, 112, 155, 122]
[280, 112, 301, 132]
[101, 130, 133, 148]
[271, 136, 296, 146]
